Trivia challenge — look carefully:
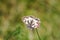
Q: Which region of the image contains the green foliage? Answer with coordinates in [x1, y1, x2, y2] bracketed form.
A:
[0, 0, 60, 40]
[4, 27, 21, 40]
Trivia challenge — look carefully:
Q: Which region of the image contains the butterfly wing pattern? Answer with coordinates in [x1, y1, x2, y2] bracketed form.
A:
[22, 16, 40, 30]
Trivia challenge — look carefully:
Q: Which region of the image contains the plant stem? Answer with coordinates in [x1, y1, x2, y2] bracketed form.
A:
[36, 28, 41, 40]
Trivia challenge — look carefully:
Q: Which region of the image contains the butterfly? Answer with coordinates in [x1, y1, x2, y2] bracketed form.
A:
[22, 16, 40, 30]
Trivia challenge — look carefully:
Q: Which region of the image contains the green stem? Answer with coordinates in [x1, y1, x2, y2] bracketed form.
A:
[36, 28, 41, 40]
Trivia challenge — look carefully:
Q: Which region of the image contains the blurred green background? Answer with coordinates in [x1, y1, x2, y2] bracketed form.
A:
[0, 0, 60, 40]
